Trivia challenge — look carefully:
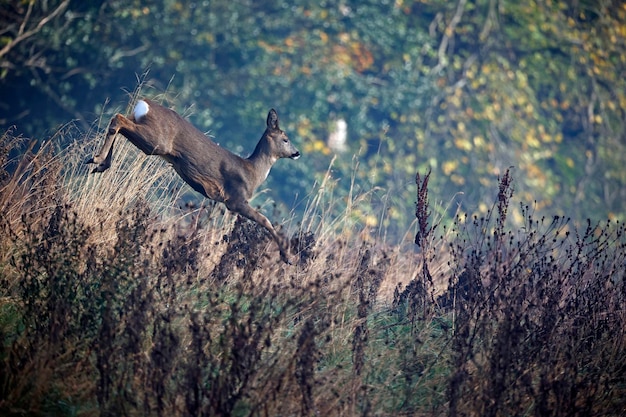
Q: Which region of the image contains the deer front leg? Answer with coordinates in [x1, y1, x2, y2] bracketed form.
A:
[227, 200, 292, 264]
[86, 114, 130, 173]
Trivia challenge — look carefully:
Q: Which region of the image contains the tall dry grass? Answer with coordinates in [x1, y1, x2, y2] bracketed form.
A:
[0, 118, 624, 417]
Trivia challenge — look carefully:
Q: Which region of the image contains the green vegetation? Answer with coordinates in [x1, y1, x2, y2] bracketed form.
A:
[1, 0, 626, 229]
[1, 125, 624, 416]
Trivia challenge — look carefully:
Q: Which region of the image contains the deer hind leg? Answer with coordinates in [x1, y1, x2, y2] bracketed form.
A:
[86, 113, 136, 173]
[227, 200, 291, 264]
[87, 112, 170, 172]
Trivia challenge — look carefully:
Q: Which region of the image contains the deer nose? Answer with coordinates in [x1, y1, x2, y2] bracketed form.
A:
[291, 151, 301, 160]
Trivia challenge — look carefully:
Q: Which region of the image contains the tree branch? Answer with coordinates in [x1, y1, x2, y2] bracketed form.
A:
[433, 0, 468, 74]
[0, 0, 70, 60]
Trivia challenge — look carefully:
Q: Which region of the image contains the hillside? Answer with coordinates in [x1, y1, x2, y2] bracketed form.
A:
[1, 127, 624, 416]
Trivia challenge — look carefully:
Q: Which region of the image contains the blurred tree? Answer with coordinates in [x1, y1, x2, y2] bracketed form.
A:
[1, 0, 624, 236]
[421, 0, 626, 223]
[1, 0, 71, 128]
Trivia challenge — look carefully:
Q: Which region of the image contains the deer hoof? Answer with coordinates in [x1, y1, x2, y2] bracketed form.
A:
[280, 251, 293, 265]
[86, 157, 110, 173]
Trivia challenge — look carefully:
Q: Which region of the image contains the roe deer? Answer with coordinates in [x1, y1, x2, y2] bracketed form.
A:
[86, 98, 301, 263]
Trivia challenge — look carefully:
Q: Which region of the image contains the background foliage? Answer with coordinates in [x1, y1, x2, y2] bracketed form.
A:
[1, 2, 626, 414]
[2, 0, 625, 234]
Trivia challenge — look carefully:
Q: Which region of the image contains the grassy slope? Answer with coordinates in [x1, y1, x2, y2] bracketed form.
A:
[0, 125, 625, 416]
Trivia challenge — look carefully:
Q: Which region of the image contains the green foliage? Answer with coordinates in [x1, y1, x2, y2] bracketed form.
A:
[1, 0, 626, 237]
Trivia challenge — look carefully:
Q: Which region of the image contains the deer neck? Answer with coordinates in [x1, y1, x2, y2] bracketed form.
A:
[247, 144, 277, 186]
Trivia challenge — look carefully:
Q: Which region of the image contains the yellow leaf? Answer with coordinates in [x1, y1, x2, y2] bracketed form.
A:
[451, 174, 465, 185]
[525, 103, 534, 114]
[313, 140, 326, 151]
[473, 136, 485, 148]
[484, 105, 496, 121]
[608, 100, 616, 111]
[525, 131, 540, 148]
[442, 160, 458, 175]
[365, 215, 378, 227]
[454, 138, 472, 151]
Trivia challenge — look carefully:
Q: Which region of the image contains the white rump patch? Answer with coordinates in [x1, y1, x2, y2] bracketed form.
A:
[133, 100, 150, 121]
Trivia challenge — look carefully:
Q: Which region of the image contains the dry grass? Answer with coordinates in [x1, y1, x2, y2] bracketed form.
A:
[0, 124, 625, 416]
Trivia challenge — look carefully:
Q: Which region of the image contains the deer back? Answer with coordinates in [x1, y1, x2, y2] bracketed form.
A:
[135, 99, 274, 204]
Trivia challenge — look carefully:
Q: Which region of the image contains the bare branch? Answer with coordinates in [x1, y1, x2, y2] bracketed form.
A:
[479, 0, 499, 41]
[18, 1, 35, 38]
[0, 0, 70, 60]
[433, 0, 467, 73]
[110, 44, 151, 63]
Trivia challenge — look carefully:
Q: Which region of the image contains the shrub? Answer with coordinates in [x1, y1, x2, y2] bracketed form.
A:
[0, 131, 624, 416]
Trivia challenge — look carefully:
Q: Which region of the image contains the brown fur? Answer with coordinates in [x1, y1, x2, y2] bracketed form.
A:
[87, 99, 300, 262]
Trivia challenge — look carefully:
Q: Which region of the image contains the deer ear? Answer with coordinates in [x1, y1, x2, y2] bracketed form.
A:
[267, 109, 279, 130]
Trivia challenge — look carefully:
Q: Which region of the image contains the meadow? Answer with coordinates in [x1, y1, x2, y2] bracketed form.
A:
[0, 124, 624, 416]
